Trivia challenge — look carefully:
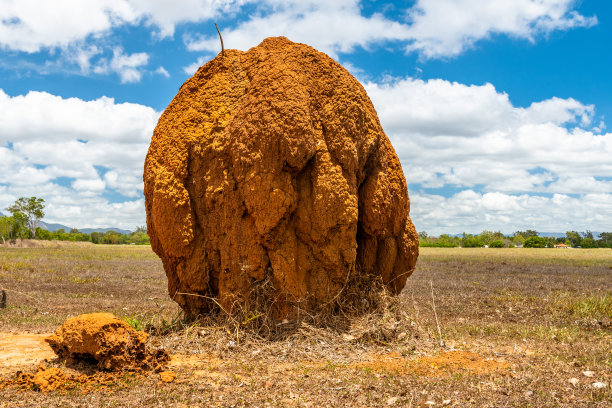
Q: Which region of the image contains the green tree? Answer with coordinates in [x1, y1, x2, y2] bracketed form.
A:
[512, 234, 525, 246]
[524, 236, 547, 248]
[581, 237, 596, 248]
[0, 216, 13, 244]
[598, 232, 612, 248]
[35, 227, 52, 240]
[127, 232, 150, 245]
[6, 197, 45, 238]
[6, 212, 29, 239]
[462, 233, 484, 247]
[515, 230, 538, 238]
[479, 230, 494, 245]
[489, 240, 504, 248]
[565, 231, 582, 247]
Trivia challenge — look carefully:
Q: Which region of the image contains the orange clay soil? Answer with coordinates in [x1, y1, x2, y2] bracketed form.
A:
[0, 314, 170, 393]
[45, 313, 169, 371]
[0, 332, 56, 374]
[353, 350, 511, 377]
[0, 332, 509, 393]
[144, 36, 419, 318]
[0, 363, 149, 393]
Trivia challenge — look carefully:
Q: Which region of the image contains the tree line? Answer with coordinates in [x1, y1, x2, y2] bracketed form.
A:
[0, 196, 149, 245]
[419, 229, 612, 248]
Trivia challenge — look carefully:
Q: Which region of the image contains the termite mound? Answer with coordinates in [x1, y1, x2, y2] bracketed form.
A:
[144, 36, 419, 318]
[45, 313, 168, 371]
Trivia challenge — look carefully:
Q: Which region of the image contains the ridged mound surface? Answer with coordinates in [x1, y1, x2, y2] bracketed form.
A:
[144, 37, 418, 317]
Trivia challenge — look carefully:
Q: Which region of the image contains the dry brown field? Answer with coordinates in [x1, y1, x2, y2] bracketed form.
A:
[0, 244, 610, 407]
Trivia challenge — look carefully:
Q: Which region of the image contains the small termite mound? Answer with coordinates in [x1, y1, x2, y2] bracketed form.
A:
[45, 313, 169, 371]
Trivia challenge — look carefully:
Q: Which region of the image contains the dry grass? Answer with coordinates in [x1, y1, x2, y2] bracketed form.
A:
[422, 246, 612, 267]
[0, 245, 610, 407]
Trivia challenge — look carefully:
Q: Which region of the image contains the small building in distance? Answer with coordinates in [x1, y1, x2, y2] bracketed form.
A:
[554, 243, 569, 249]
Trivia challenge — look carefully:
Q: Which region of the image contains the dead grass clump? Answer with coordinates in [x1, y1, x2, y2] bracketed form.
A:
[164, 270, 426, 353]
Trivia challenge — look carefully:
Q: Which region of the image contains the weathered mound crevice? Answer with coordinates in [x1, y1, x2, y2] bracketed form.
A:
[144, 36, 419, 319]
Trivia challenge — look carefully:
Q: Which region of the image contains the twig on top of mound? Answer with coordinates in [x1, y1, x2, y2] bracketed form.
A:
[215, 23, 224, 57]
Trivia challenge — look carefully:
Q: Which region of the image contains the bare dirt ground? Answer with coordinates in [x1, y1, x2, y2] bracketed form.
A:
[0, 245, 610, 407]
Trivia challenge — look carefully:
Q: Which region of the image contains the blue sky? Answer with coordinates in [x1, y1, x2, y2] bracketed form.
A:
[1, 0, 611, 235]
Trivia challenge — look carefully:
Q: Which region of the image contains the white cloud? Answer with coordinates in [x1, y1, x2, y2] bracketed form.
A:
[155, 66, 170, 77]
[182, 56, 211, 76]
[1, 80, 610, 232]
[184, 0, 596, 59]
[103, 170, 143, 197]
[411, 191, 612, 235]
[405, 0, 598, 58]
[0, 0, 238, 53]
[93, 47, 150, 83]
[184, 0, 411, 58]
[0, 0, 135, 53]
[0, 89, 157, 142]
[127, 0, 243, 38]
[72, 178, 107, 195]
[364, 77, 612, 232]
[0, 0, 598, 78]
[0, 89, 158, 229]
[0, 0, 236, 82]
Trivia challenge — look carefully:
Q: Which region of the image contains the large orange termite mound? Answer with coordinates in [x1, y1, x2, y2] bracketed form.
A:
[144, 37, 418, 318]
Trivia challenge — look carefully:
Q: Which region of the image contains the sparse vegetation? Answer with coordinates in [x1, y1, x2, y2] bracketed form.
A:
[419, 229, 612, 248]
[33, 227, 150, 245]
[0, 245, 610, 406]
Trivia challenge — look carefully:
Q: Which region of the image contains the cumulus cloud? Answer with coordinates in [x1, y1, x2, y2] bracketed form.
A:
[155, 66, 170, 77]
[92, 47, 150, 83]
[184, 0, 411, 58]
[0, 0, 135, 53]
[364, 77, 612, 233]
[182, 56, 212, 76]
[184, 0, 596, 59]
[0, 0, 239, 82]
[0, 90, 157, 142]
[0, 89, 158, 229]
[0, 0, 598, 82]
[3, 78, 609, 233]
[0, 0, 240, 53]
[411, 191, 612, 235]
[405, 0, 598, 58]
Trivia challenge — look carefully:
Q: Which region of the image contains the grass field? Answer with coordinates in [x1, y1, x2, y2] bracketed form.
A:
[0, 244, 610, 407]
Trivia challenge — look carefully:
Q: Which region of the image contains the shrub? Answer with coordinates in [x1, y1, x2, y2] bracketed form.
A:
[462, 237, 484, 248]
[581, 238, 597, 248]
[524, 236, 547, 248]
[489, 240, 504, 248]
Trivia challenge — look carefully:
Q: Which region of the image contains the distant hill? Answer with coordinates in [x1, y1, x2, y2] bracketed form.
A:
[38, 221, 72, 232]
[38, 221, 132, 235]
[538, 232, 566, 238]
